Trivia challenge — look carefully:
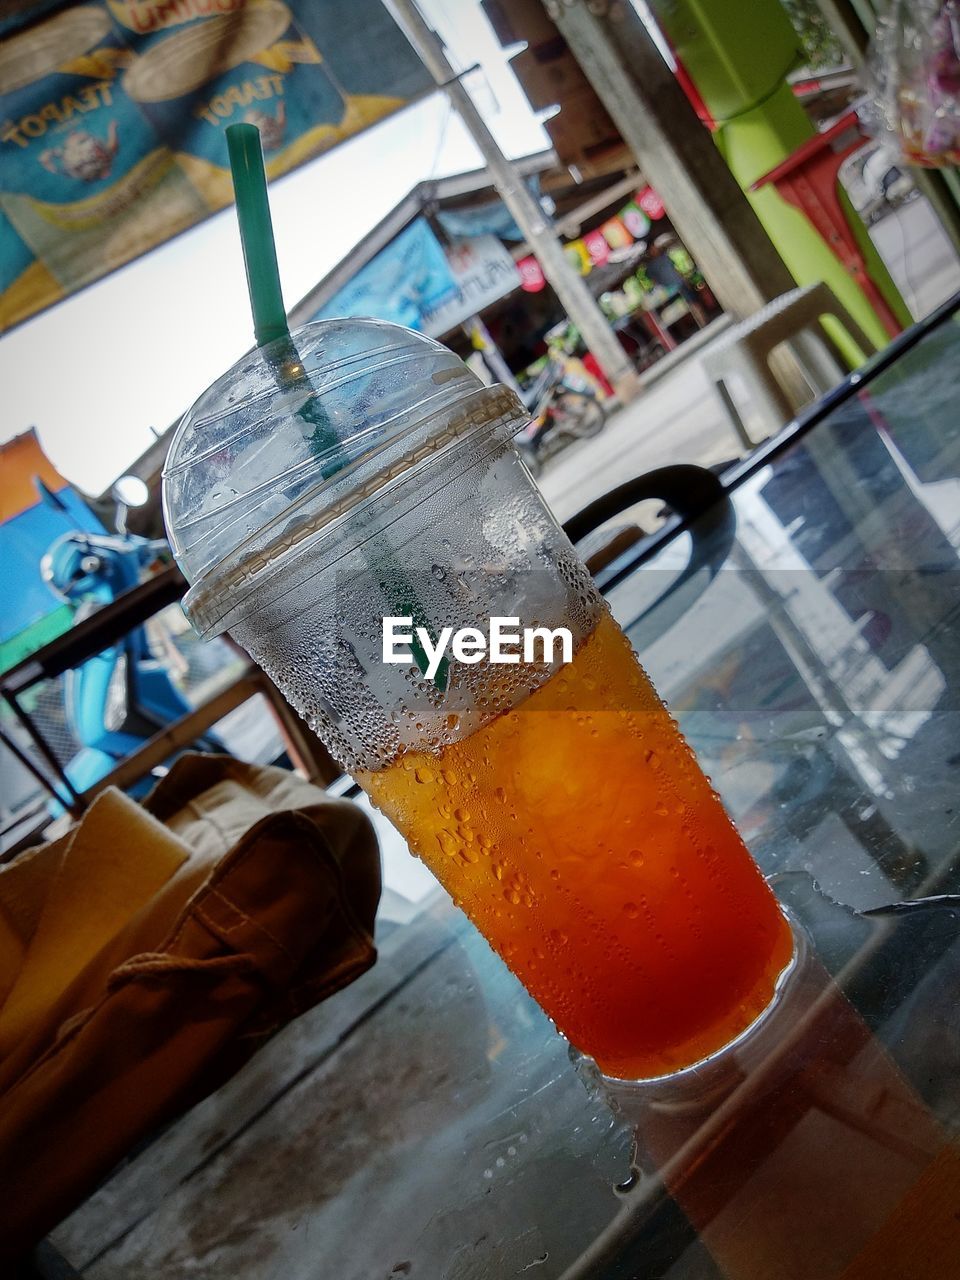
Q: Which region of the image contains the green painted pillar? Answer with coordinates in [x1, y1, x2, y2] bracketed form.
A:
[650, 0, 911, 360]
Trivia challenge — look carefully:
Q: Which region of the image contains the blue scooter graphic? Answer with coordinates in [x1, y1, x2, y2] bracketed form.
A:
[39, 476, 219, 809]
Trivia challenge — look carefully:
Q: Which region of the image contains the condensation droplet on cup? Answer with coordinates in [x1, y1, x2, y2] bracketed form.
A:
[436, 829, 458, 857]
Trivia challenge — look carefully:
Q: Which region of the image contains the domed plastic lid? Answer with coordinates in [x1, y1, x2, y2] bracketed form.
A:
[162, 318, 527, 637]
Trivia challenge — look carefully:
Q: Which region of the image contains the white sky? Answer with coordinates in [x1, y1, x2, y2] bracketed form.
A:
[0, 0, 549, 493]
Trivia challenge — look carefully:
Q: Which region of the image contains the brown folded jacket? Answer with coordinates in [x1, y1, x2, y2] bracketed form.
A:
[0, 754, 380, 1258]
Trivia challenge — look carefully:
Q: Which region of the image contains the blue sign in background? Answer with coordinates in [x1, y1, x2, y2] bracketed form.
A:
[0, 488, 103, 647]
[314, 218, 459, 331]
[0, 0, 431, 333]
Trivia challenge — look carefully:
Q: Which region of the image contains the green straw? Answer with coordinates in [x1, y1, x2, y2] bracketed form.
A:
[227, 123, 337, 465]
[225, 124, 448, 691]
[226, 124, 289, 346]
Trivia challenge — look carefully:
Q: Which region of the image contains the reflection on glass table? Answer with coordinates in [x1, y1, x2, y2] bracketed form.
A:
[611, 305, 960, 918]
[51, 301, 960, 1279]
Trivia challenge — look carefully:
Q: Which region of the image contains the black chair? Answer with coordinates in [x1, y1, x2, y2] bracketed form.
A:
[562, 463, 738, 644]
[14, 1242, 82, 1279]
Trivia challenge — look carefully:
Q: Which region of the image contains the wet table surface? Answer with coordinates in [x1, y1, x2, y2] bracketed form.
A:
[54, 306, 960, 1278]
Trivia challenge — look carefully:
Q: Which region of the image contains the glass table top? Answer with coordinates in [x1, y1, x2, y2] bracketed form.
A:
[53, 305, 960, 1279]
[610, 307, 960, 918]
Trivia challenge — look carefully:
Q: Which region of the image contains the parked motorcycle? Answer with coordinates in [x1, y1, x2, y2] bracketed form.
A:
[39, 476, 217, 809]
[515, 354, 607, 476]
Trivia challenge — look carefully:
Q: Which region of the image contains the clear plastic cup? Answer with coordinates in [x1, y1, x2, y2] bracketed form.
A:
[163, 319, 792, 1081]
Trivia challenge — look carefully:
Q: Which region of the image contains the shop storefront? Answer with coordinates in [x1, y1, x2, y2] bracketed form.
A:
[290, 154, 721, 396]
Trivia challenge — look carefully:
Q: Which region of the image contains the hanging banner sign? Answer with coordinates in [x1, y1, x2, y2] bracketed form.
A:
[600, 216, 632, 250]
[421, 234, 521, 337]
[0, 0, 431, 333]
[620, 201, 650, 240]
[315, 217, 457, 331]
[583, 228, 610, 266]
[563, 238, 591, 275]
[637, 185, 666, 220]
[518, 254, 546, 292]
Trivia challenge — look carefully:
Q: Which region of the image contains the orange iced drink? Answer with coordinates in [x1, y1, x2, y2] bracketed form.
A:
[161, 310, 790, 1081]
[359, 610, 793, 1080]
